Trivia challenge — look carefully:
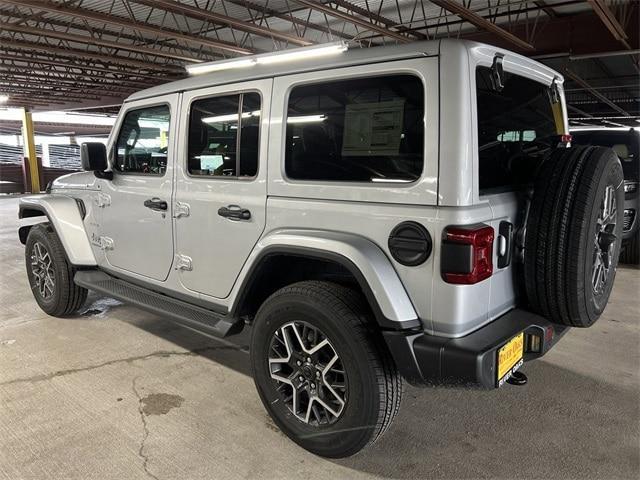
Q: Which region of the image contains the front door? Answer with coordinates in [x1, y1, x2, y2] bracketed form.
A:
[174, 80, 271, 298]
[99, 95, 179, 281]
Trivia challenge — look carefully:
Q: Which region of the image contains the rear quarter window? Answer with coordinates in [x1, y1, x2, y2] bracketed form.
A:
[284, 74, 424, 183]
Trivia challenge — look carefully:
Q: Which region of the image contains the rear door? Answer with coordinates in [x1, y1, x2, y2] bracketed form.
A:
[173, 79, 271, 298]
[100, 95, 178, 281]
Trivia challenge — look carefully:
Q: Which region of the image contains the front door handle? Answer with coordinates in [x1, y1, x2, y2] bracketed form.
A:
[218, 205, 251, 221]
[144, 198, 168, 211]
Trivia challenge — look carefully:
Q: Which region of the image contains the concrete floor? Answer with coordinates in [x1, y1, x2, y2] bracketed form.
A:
[0, 196, 638, 480]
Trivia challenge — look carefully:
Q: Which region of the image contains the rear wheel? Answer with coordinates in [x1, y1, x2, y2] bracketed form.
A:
[250, 281, 402, 458]
[525, 146, 624, 327]
[25, 224, 88, 316]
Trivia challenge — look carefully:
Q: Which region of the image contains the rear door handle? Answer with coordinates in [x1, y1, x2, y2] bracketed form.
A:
[218, 205, 251, 221]
[144, 198, 168, 211]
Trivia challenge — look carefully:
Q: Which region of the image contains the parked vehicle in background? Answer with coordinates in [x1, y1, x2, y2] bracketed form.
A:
[572, 129, 640, 264]
[17, 40, 625, 458]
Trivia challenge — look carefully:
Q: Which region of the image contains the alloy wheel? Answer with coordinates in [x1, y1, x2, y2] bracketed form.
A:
[268, 321, 347, 426]
[30, 241, 56, 300]
[592, 184, 618, 295]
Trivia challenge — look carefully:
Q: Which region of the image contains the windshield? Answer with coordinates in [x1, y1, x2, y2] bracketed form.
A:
[476, 66, 561, 192]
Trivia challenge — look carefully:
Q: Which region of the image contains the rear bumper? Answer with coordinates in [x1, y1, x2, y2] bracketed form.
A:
[384, 308, 569, 388]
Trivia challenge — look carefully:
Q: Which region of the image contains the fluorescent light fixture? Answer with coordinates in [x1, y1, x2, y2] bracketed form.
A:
[287, 115, 327, 124]
[202, 111, 260, 124]
[187, 57, 256, 75]
[186, 41, 348, 76]
[256, 41, 348, 65]
[0, 94, 8, 103]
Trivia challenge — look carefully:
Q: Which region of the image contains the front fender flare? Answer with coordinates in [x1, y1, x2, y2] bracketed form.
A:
[230, 229, 421, 330]
[18, 195, 97, 266]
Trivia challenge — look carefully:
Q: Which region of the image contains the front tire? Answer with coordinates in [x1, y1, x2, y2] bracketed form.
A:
[250, 281, 402, 458]
[25, 224, 88, 317]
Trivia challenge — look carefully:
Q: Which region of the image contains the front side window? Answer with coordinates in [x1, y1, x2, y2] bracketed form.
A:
[285, 74, 424, 183]
[476, 67, 560, 191]
[115, 105, 170, 175]
[188, 92, 261, 178]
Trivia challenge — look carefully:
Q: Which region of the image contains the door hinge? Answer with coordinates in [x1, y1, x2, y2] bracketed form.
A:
[94, 192, 111, 208]
[174, 201, 190, 219]
[99, 236, 114, 251]
[174, 254, 193, 271]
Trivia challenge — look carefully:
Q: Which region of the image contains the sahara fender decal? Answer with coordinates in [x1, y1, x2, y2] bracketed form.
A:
[230, 229, 421, 329]
[18, 195, 97, 266]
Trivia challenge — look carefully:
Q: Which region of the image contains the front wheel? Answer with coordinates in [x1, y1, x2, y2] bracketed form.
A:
[25, 224, 88, 316]
[250, 281, 402, 458]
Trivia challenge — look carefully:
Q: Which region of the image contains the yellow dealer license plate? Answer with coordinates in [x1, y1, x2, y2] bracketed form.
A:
[497, 332, 524, 387]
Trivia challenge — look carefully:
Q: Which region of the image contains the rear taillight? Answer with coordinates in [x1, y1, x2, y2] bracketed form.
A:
[441, 224, 494, 284]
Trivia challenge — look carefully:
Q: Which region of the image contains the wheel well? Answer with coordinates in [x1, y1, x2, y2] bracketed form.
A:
[18, 208, 48, 244]
[235, 254, 372, 323]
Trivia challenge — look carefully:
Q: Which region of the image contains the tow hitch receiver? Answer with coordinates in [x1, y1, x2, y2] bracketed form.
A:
[506, 371, 528, 386]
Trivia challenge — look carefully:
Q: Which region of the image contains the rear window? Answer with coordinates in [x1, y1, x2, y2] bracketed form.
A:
[476, 66, 559, 192]
[285, 74, 424, 183]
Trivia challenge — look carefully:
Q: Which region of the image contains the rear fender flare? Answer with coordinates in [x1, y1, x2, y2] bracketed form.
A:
[230, 229, 421, 330]
[18, 195, 97, 266]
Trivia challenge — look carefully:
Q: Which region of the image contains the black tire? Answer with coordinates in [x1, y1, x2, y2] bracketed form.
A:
[619, 232, 640, 265]
[25, 224, 88, 317]
[525, 146, 625, 327]
[250, 280, 402, 458]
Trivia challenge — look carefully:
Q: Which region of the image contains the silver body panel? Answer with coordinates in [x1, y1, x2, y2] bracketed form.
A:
[23, 39, 567, 337]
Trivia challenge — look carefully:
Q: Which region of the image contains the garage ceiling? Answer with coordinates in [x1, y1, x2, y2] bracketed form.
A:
[0, 0, 638, 127]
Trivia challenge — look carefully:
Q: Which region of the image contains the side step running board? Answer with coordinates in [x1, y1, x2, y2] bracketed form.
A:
[74, 270, 242, 338]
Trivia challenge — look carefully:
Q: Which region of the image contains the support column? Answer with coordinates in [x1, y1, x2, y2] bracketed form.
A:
[21, 108, 40, 193]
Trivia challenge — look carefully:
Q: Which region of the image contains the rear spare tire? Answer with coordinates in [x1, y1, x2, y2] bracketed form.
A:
[525, 146, 624, 327]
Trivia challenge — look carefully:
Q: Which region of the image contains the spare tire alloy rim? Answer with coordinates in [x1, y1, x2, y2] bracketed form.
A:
[592, 185, 617, 295]
[268, 321, 346, 426]
[30, 241, 55, 299]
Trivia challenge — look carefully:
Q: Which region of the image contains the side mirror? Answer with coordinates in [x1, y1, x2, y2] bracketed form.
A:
[80, 143, 112, 179]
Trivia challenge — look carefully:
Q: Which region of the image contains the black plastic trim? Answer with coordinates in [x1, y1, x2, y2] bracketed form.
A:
[498, 221, 513, 268]
[388, 221, 432, 266]
[383, 308, 569, 388]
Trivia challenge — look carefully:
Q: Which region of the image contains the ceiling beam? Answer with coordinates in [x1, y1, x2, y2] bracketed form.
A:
[0, 65, 161, 89]
[292, 0, 411, 42]
[0, 6, 216, 61]
[533, 1, 558, 19]
[428, 0, 534, 51]
[0, 51, 177, 82]
[2, 0, 253, 56]
[0, 39, 185, 73]
[130, 0, 312, 47]
[0, 22, 206, 63]
[0, 68, 150, 90]
[586, 0, 631, 49]
[0, 77, 137, 96]
[225, 0, 352, 40]
[563, 68, 629, 117]
[0, 87, 105, 102]
[330, 0, 427, 39]
[458, 6, 639, 57]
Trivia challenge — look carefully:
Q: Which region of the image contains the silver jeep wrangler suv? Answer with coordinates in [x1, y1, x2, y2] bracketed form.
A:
[18, 40, 624, 458]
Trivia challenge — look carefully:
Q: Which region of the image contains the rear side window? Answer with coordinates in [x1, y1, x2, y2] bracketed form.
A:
[476, 67, 559, 192]
[115, 105, 170, 175]
[188, 92, 261, 178]
[285, 74, 424, 183]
